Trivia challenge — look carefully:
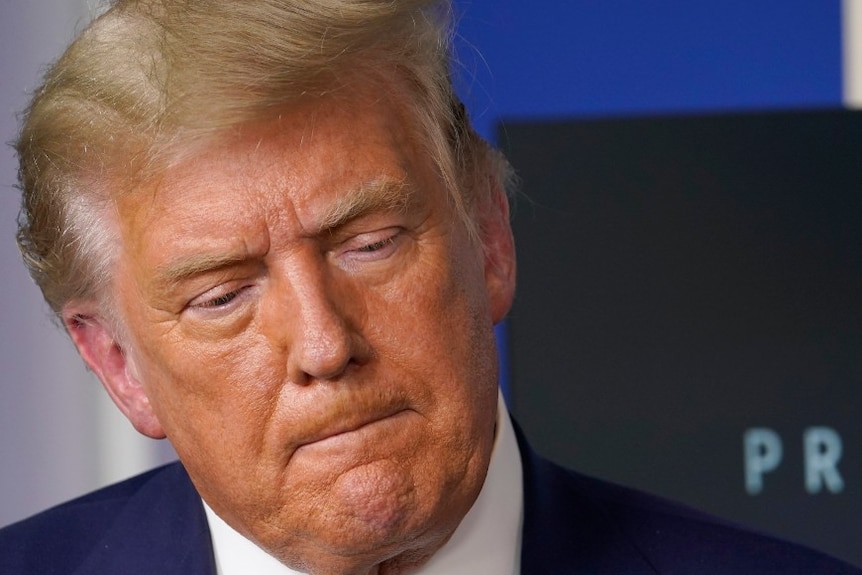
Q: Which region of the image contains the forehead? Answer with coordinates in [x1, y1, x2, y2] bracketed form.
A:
[110, 86, 439, 278]
[126, 91, 423, 215]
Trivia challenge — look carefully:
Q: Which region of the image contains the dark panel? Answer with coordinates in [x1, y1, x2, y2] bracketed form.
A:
[502, 109, 862, 566]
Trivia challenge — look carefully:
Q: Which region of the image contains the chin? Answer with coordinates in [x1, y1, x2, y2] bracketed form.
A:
[272, 517, 452, 575]
[260, 461, 474, 573]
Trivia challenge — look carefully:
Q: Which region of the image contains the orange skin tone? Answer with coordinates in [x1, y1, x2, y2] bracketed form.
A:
[65, 84, 515, 575]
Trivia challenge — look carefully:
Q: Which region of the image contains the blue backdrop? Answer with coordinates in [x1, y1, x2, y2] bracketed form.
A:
[455, 0, 842, 138]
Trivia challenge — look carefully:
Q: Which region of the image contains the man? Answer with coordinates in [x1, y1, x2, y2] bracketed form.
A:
[0, 1, 859, 574]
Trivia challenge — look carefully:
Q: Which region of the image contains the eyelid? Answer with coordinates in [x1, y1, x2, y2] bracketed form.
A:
[356, 236, 395, 252]
[350, 228, 400, 251]
[176, 260, 265, 312]
[336, 227, 402, 266]
[192, 289, 239, 309]
[187, 283, 253, 312]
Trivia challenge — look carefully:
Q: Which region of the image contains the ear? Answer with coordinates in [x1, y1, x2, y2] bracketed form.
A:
[478, 175, 517, 324]
[62, 303, 166, 439]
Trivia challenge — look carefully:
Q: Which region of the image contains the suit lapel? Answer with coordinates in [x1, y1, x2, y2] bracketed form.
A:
[516, 424, 658, 575]
[73, 463, 216, 575]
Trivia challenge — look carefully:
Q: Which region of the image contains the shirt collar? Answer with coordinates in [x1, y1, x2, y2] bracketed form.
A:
[203, 391, 523, 574]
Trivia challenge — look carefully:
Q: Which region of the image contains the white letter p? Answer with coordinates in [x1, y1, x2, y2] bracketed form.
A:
[744, 428, 783, 495]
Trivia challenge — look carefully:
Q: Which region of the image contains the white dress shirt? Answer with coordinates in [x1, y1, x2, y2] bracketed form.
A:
[203, 391, 524, 574]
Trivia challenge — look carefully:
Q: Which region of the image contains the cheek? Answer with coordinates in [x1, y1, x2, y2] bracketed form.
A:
[376, 236, 498, 413]
[130, 326, 282, 455]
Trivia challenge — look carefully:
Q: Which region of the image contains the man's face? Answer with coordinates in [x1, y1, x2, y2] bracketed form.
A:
[72, 84, 515, 573]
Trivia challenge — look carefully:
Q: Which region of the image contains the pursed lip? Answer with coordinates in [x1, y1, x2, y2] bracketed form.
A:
[295, 408, 412, 451]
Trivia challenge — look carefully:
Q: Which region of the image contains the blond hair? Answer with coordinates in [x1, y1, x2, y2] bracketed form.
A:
[16, 0, 507, 316]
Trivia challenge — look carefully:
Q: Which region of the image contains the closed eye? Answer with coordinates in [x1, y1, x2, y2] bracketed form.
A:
[334, 228, 403, 271]
[356, 237, 395, 253]
[196, 290, 240, 309]
[188, 284, 253, 311]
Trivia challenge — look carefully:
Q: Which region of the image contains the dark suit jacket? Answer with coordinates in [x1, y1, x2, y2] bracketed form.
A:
[1, 434, 859, 574]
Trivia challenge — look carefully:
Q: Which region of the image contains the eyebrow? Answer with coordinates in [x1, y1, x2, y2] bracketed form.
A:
[150, 178, 415, 290]
[153, 252, 252, 290]
[318, 177, 414, 232]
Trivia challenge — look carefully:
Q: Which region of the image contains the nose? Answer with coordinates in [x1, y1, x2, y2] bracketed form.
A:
[276, 261, 366, 383]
